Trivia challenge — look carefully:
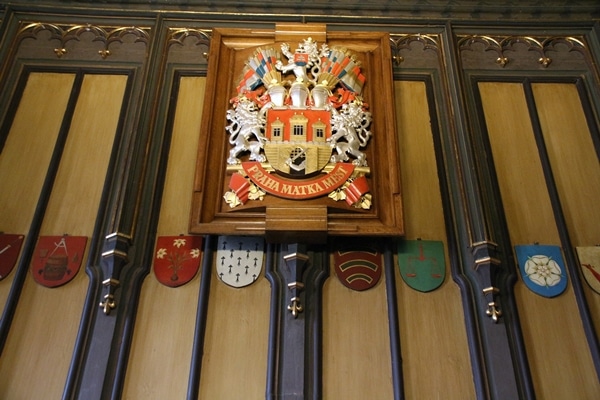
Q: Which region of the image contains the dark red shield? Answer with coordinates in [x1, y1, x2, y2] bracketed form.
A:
[31, 236, 87, 287]
[0, 234, 25, 280]
[333, 241, 383, 291]
[154, 236, 203, 287]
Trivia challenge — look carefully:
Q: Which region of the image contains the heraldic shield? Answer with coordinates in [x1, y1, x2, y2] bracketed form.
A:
[31, 235, 87, 288]
[333, 239, 382, 291]
[397, 240, 445, 292]
[515, 244, 568, 298]
[154, 236, 203, 287]
[576, 246, 600, 295]
[216, 235, 264, 288]
[0, 233, 24, 280]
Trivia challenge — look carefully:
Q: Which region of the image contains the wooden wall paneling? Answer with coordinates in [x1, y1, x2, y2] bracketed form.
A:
[198, 253, 270, 398]
[322, 253, 393, 399]
[448, 27, 532, 399]
[123, 75, 207, 399]
[0, 72, 75, 309]
[531, 81, 600, 374]
[531, 83, 600, 248]
[479, 81, 600, 399]
[394, 79, 475, 399]
[0, 72, 125, 399]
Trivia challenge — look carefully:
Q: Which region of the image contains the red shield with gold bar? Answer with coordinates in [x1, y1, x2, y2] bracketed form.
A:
[0, 233, 25, 280]
[31, 236, 87, 288]
[333, 240, 382, 291]
[154, 236, 203, 287]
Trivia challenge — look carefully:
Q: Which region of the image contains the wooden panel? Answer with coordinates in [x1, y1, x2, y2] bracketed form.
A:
[323, 271, 393, 398]
[531, 83, 600, 244]
[199, 267, 270, 398]
[124, 76, 206, 398]
[532, 81, 600, 371]
[479, 82, 600, 399]
[0, 73, 75, 308]
[0, 73, 125, 399]
[481, 83, 558, 245]
[393, 80, 474, 399]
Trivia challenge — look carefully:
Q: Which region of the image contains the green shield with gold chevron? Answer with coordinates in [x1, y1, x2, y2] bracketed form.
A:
[398, 240, 445, 292]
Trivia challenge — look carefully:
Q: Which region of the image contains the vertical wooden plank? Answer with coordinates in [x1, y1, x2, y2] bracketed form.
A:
[177, 71, 270, 398]
[323, 272, 393, 399]
[124, 76, 206, 399]
[198, 267, 270, 398]
[0, 73, 126, 399]
[532, 83, 600, 240]
[394, 80, 474, 399]
[479, 81, 600, 399]
[0, 73, 75, 308]
[533, 81, 600, 375]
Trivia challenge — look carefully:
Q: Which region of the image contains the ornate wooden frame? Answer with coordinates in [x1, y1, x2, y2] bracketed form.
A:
[189, 24, 403, 242]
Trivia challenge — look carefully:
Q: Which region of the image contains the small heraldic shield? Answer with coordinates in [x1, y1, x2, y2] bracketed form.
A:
[154, 236, 203, 287]
[398, 240, 445, 292]
[0, 233, 24, 280]
[515, 244, 567, 298]
[575, 246, 600, 295]
[31, 235, 87, 288]
[216, 235, 264, 288]
[333, 241, 382, 291]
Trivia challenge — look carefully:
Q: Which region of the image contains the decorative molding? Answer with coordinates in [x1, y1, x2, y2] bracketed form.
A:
[482, 286, 502, 323]
[390, 33, 440, 65]
[8, 1, 600, 22]
[99, 232, 131, 315]
[283, 251, 309, 318]
[167, 27, 211, 61]
[470, 240, 503, 323]
[16, 22, 151, 59]
[265, 243, 328, 398]
[457, 34, 587, 68]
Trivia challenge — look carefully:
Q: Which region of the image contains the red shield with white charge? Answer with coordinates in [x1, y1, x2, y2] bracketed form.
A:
[154, 236, 203, 287]
[576, 246, 600, 295]
[31, 236, 87, 288]
[0, 234, 24, 280]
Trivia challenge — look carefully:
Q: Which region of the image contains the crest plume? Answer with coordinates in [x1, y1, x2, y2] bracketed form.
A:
[237, 47, 282, 92]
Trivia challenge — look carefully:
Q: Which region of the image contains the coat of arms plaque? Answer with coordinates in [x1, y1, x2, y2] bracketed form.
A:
[190, 24, 403, 242]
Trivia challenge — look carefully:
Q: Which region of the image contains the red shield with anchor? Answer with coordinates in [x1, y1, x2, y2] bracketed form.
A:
[31, 236, 87, 288]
